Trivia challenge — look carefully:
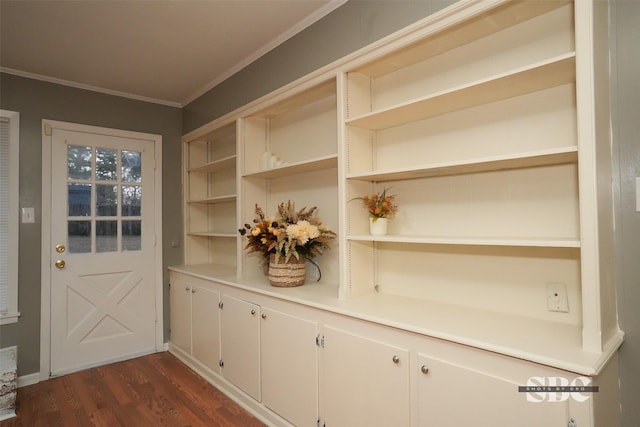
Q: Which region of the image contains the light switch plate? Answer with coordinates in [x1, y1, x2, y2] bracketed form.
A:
[636, 177, 640, 212]
[21, 207, 35, 223]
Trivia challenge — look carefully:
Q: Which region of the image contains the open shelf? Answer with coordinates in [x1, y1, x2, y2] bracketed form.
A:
[188, 194, 237, 204]
[243, 154, 338, 179]
[347, 53, 575, 131]
[187, 232, 237, 238]
[251, 79, 336, 118]
[337, 292, 619, 375]
[347, 147, 577, 182]
[352, 0, 571, 78]
[189, 155, 236, 174]
[347, 235, 581, 248]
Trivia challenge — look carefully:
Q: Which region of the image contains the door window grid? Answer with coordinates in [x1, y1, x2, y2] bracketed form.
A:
[66, 145, 142, 254]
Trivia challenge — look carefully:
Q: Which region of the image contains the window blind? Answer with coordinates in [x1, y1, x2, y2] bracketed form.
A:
[0, 117, 10, 314]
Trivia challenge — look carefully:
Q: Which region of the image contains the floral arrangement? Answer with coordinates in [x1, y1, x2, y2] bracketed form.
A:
[355, 187, 398, 221]
[239, 201, 336, 264]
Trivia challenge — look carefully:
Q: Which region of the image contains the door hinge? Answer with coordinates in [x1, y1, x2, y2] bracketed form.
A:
[568, 418, 576, 427]
[219, 359, 224, 368]
[315, 334, 324, 348]
[218, 301, 224, 309]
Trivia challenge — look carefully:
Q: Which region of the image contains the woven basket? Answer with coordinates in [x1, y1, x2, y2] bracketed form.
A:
[269, 254, 306, 287]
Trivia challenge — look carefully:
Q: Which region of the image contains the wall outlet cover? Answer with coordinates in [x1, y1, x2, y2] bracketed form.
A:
[546, 282, 569, 313]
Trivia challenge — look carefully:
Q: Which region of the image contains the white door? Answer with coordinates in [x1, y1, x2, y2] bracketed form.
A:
[49, 126, 158, 375]
[321, 326, 410, 427]
[261, 307, 318, 427]
[220, 294, 261, 401]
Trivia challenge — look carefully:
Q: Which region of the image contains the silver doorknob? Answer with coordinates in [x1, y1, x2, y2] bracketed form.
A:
[55, 259, 65, 269]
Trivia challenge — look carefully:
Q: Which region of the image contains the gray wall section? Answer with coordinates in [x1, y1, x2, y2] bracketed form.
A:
[610, 1, 640, 426]
[0, 72, 183, 376]
[183, 0, 456, 133]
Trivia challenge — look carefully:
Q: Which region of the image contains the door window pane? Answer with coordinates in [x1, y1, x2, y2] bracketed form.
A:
[122, 220, 141, 251]
[96, 148, 117, 181]
[67, 145, 92, 180]
[122, 186, 141, 216]
[121, 151, 141, 183]
[68, 183, 91, 216]
[68, 221, 91, 253]
[96, 221, 117, 253]
[96, 185, 117, 216]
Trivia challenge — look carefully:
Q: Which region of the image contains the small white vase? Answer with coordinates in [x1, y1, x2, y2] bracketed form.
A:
[369, 217, 388, 235]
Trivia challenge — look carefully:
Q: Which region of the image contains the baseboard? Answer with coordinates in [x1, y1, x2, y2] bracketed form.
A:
[18, 372, 40, 388]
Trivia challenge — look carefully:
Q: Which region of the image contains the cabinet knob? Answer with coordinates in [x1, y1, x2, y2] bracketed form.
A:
[261, 313, 267, 320]
[421, 365, 429, 374]
[250, 309, 256, 315]
[191, 288, 196, 293]
[392, 355, 400, 364]
[185, 286, 190, 292]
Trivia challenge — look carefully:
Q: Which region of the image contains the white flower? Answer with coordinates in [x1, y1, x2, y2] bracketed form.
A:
[287, 220, 319, 246]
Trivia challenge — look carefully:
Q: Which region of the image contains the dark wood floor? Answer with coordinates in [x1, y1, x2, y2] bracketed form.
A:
[1, 352, 265, 427]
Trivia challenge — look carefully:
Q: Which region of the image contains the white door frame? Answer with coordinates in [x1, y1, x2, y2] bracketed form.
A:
[40, 119, 164, 380]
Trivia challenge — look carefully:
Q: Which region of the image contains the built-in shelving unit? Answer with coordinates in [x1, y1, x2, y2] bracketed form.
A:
[179, 0, 620, 376]
[238, 78, 340, 284]
[183, 121, 238, 267]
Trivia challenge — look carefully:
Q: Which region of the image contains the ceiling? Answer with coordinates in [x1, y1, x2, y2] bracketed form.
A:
[0, 0, 345, 107]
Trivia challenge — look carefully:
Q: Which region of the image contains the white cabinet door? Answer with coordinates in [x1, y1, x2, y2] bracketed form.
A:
[191, 285, 220, 372]
[169, 275, 192, 354]
[261, 307, 318, 427]
[221, 294, 261, 401]
[321, 326, 410, 427]
[417, 353, 570, 426]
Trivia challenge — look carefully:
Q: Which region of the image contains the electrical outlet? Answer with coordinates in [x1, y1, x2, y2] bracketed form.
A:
[546, 282, 569, 313]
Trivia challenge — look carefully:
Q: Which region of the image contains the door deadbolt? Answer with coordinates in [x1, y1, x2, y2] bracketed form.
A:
[55, 244, 66, 253]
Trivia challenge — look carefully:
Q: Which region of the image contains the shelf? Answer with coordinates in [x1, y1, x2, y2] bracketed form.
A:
[189, 155, 236, 174]
[243, 154, 338, 179]
[188, 194, 236, 204]
[251, 79, 336, 118]
[348, 235, 581, 248]
[187, 232, 237, 238]
[347, 53, 576, 131]
[338, 292, 621, 376]
[347, 147, 578, 182]
[352, 0, 571, 78]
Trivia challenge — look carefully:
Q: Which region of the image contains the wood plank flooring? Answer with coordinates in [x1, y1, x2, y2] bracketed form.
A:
[1, 352, 265, 427]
